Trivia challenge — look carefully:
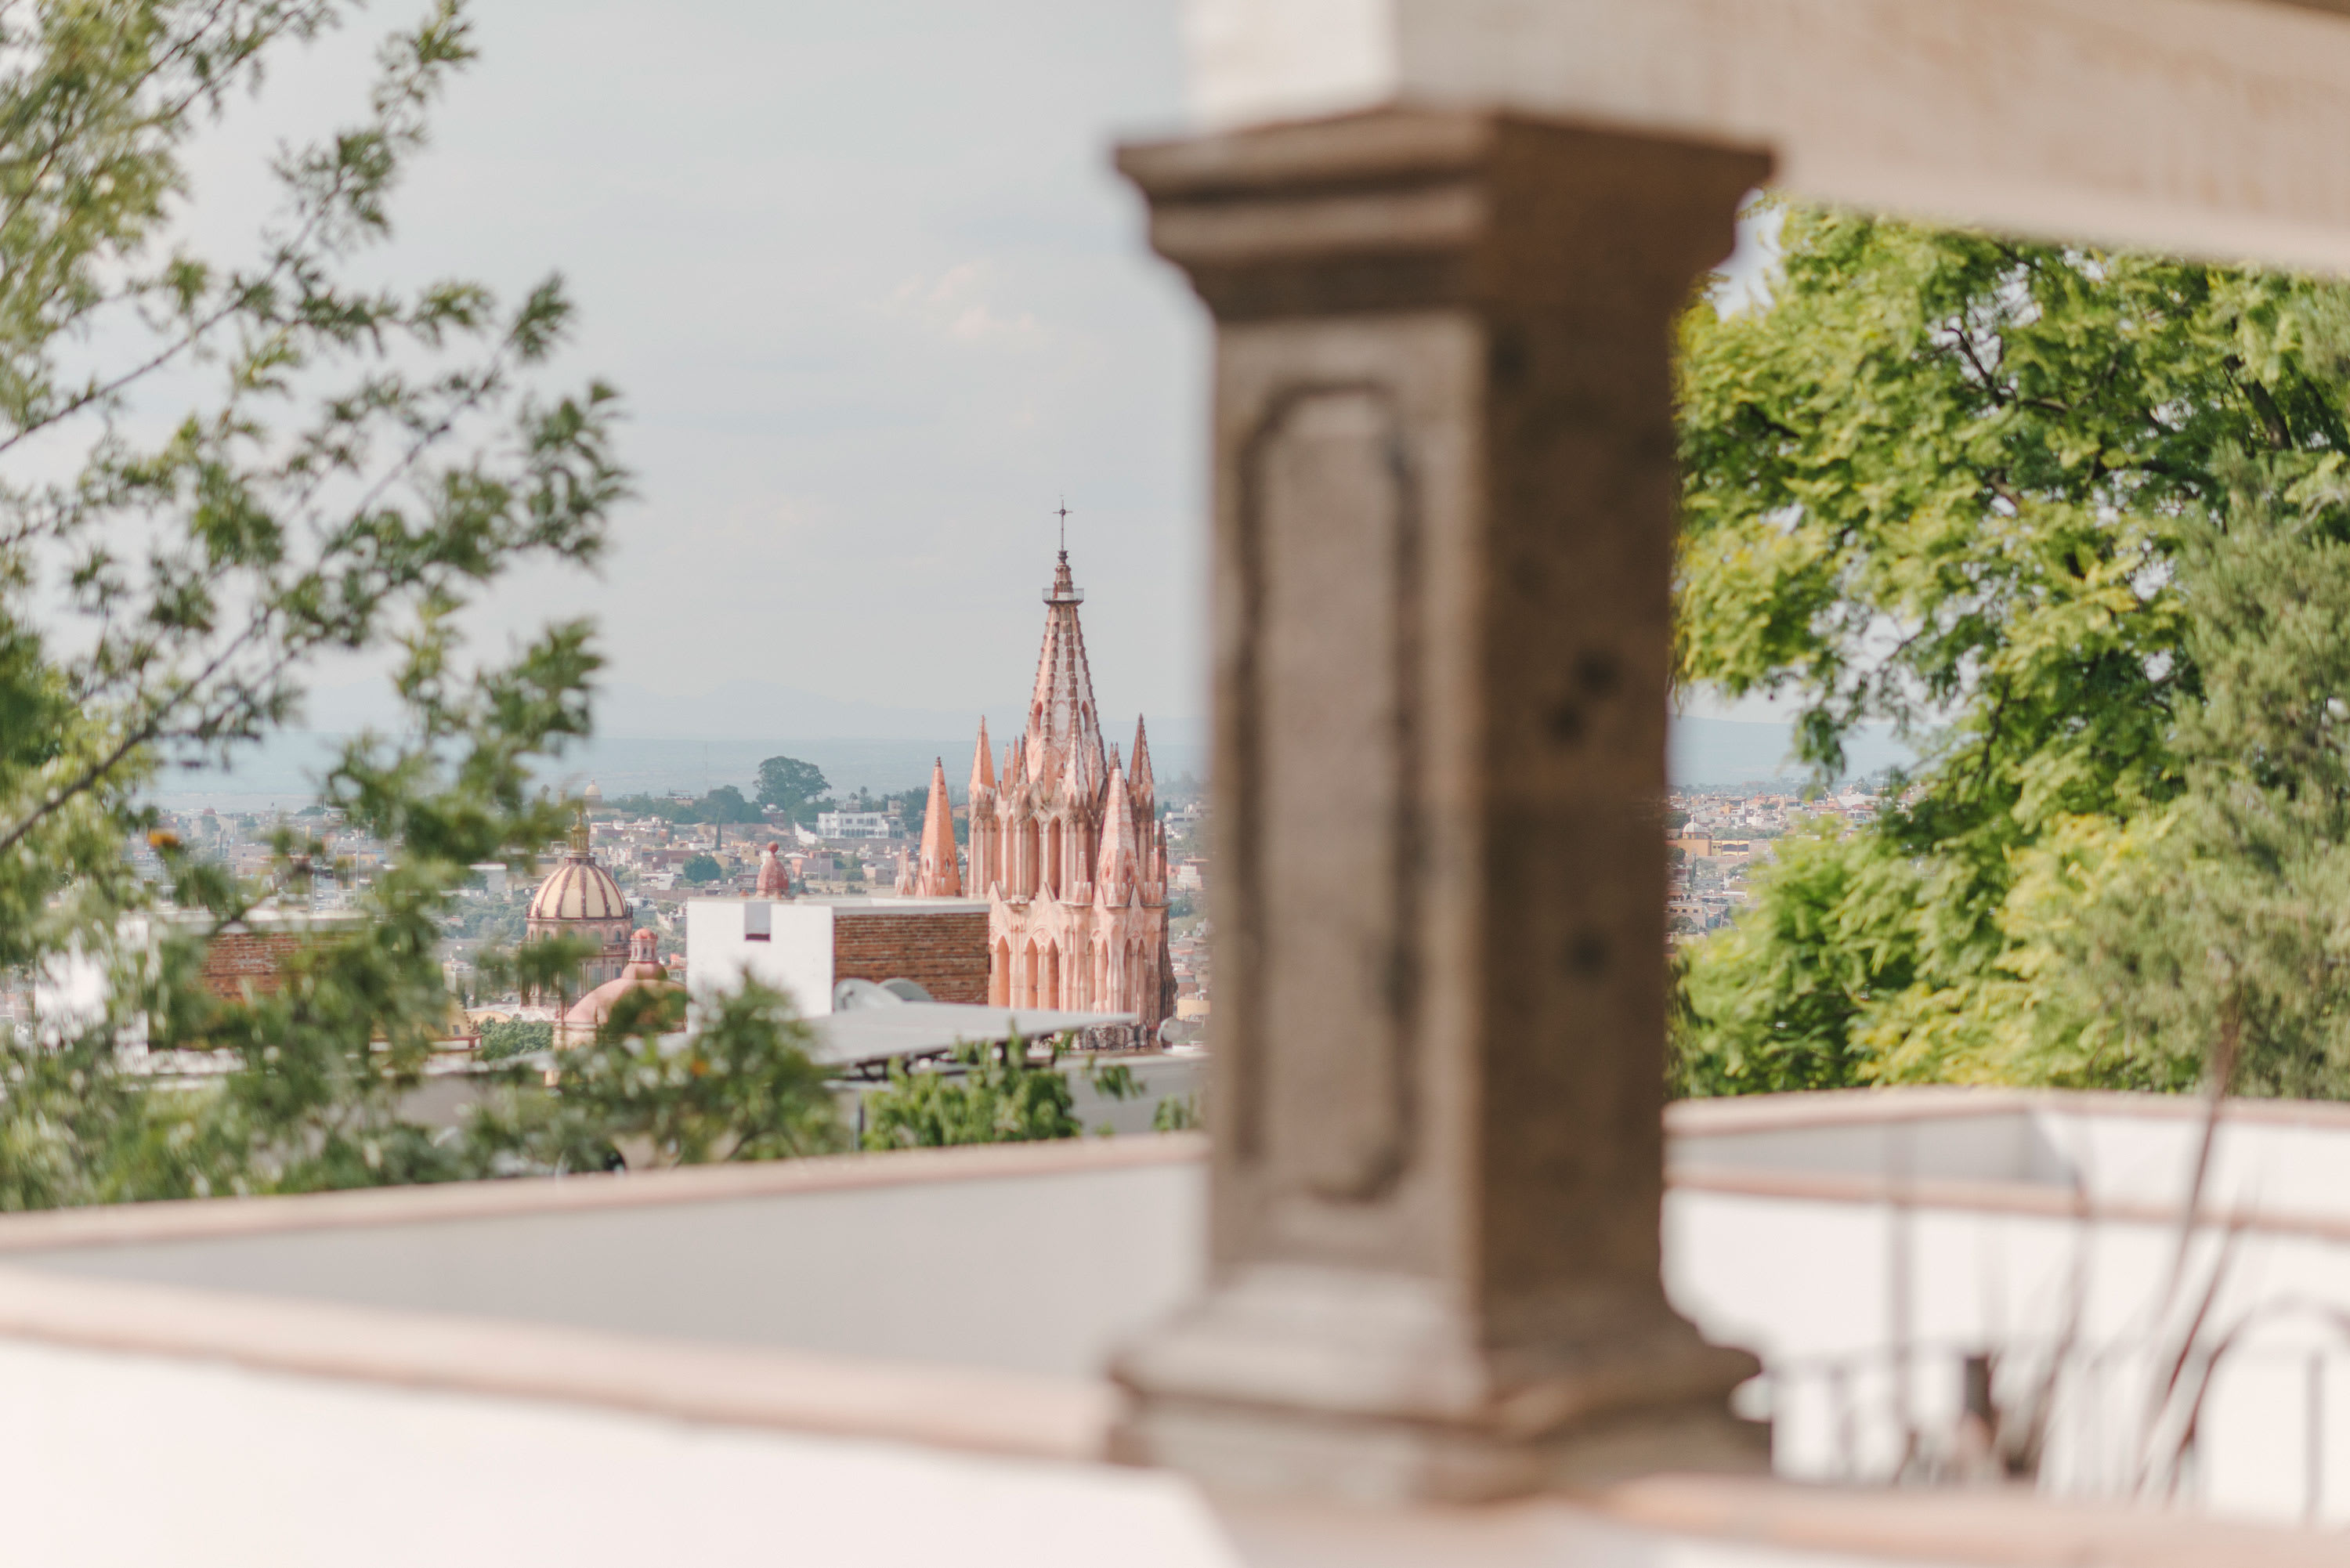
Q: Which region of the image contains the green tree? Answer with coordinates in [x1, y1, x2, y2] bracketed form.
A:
[1674, 201, 2350, 1096]
[2005, 463, 2350, 1096]
[860, 1042, 1144, 1148]
[0, 2, 838, 1208]
[680, 852, 723, 884]
[473, 979, 843, 1169]
[862, 1042, 1081, 1148]
[693, 784, 764, 824]
[606, 792, 686, 822]
[477, 1018, 552, 1062]
[888, 784, 927, 833]
[755, 755, 830, 823]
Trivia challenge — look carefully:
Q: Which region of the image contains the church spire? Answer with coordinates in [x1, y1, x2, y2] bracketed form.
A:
[1025, 537, 1107, 788]
[1095, 757, 1137, 906]
[913, 757, 962, 897]
[969, 716, 996, 799]
[1129, 714, 1155, 804]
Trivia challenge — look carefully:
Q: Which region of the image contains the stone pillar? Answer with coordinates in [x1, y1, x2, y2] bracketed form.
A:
[1111, 110, 1771, 1502]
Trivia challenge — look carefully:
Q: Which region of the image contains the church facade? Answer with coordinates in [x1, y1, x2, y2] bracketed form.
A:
[906, 548, 1172, 1031]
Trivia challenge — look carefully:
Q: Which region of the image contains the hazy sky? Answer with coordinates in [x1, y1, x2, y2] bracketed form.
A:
[179, 1, 1206, 735]
[157, 2, 1802, 753]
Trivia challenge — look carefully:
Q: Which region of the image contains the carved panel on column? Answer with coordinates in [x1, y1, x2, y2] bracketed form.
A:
[1235, 385, 1419, 1204]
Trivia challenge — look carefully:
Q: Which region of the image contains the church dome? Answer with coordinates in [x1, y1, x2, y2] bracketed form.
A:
[530, 853, 627, 923]
[557, 929, 684, 1046]
[582, 779, 604, 811]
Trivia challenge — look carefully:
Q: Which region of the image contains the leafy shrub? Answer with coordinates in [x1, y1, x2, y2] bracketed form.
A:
[477, 1020, 552, 1062]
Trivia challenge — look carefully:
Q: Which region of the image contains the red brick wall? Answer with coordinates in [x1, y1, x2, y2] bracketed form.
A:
[199, 932, 309, 999]
[832, 909, 989, 1004]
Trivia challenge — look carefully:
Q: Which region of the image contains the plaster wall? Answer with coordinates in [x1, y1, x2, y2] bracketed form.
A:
[1663, 1096, 2350, 1526]
[12, 1158, 1202, 1384]
[0, 1328, 1972, 1568]
[1672, 1097, 2350, 1221]
[1178, 0, 2350, 273]
[5, 1095, 2349, 1545]
[685, 898, 835, 1015]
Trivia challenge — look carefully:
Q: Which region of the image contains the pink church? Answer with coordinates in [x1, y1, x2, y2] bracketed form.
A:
[904, 547, 1172, 1032]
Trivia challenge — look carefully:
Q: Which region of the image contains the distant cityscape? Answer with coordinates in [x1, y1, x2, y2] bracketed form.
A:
[84, 548, 1216, 1047]
[1666, 782, 1885, 941]
[113, 750, 1885, 1039]
[76, 540, 1907, 1049]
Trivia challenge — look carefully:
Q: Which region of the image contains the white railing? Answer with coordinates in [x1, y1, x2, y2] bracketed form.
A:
[1758, 1335, 2350, 1525]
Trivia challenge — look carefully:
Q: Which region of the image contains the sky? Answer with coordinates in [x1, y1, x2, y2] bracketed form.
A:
[172, 0, 1208, 739]
[128, 0, 1830, 812]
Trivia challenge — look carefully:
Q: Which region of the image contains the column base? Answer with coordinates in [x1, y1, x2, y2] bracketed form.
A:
[1108, 1265, 1767, 1504]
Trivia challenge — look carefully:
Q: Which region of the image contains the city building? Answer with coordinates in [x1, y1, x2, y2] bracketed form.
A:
[951, 548, 1172, 1030]
[525, 813, 634, 998]
[687, 896, 992, 1013]
[555, 927, 684, 1050]
[816, 811, 897, 840]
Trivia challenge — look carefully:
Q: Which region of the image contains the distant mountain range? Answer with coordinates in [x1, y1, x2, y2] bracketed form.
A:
[300, 676, 1203, 754]
[1668, 716, 1913, 789]
[147, 681, 1909, 808]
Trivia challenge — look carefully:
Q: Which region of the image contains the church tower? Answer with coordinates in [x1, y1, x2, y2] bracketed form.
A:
[935, 543, 1171, 1034]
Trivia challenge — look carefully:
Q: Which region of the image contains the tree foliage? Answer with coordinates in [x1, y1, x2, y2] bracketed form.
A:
[476, 1017, 551, 1061]
[0, 2, 835, 1206]
[473, 979, 843, 1169]
[754, 754, 830, 822]
[859, 1043, 1144, 1150]
[1675, 202, 2350, 1097]
[605, 785, 765, 825]
[696, 784, 765, 823]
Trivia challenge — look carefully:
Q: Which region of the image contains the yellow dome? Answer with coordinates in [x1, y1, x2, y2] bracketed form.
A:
[528, 854, 628, 923]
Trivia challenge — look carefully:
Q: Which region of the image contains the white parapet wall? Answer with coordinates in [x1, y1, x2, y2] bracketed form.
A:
[0, 1099, 2343, 1563]
[1667, 1090, 2350, 1525]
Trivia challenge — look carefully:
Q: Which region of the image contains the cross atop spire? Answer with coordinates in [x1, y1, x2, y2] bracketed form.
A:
[1044, 504, 1084, 606]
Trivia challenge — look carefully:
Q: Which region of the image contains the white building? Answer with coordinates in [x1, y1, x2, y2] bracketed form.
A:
[815, 811, 897, 840]
[685, 896, 992, 1016]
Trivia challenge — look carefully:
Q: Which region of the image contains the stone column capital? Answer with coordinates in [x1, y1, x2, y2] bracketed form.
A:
[1117, 109, 1770, 322]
